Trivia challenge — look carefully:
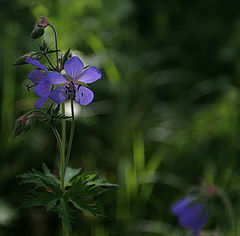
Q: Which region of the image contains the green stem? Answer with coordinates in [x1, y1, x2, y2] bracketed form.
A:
[24, 109, 47, 117]
[217, 187, 238, 236]
[62, 103, 66, 157]
[44, 54, 56, 70]
[62, 222, 69, 236]
[65, 99, 75, 169]
[49, 24, 59, 69]
[51, 126, 65, 192]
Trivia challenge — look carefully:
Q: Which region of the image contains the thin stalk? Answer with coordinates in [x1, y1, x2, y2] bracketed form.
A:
[24, 109, 47, 117]
[65, 98, 75, 169]
[51, 126, 65, 192]
[61, 103, 66, 159]
[217, 188, 238, 236]
[63, 222, 69, 236]
[44, 54, 56, 70]
[49, 24, 59, 69]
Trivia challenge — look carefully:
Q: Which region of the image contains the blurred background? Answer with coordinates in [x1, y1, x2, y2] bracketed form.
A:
[1, 0, 240, 235]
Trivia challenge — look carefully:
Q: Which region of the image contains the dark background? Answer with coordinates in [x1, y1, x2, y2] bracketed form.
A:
[1, 0, 240, 235]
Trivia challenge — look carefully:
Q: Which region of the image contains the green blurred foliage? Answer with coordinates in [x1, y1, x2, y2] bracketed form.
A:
[1, 0, 240, 235]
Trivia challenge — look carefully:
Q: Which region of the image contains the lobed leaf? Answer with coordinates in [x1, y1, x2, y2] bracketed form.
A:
[64, 166, 82, 186]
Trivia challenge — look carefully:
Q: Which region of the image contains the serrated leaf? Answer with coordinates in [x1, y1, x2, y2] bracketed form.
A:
[69, 197, 105, 217]
[64, 167, 82, 186]
[18, 164, 61, 195]
[20, 190, 59, 212]
[87, 177, 118, 187]
[42, 164, 60, 185]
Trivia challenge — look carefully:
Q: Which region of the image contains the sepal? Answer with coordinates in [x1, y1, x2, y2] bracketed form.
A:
[62, 48, 72, 66]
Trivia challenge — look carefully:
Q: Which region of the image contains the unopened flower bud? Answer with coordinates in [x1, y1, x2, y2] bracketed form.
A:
[204, 183, 217, 195]
[13, 52, 43, 66]
[13, 114, 34, 137]
[13, 53, 34, 66]
[13, 115, 27, 137]
[31, 25, 45, 40]
[31, 16, 49, 40]
[37, 16, 49, 27]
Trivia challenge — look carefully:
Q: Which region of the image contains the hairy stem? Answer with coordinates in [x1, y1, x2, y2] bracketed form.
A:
[65, 99, 75, 169]
[49, 24, 59, 69]
[51, 126, 65, 191]
[62, 103, 66, 158]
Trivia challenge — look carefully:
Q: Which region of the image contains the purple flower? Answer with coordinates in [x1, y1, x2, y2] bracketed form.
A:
[45, 56, 101, 105]
[171, 196, 209, 235]
[26, 58, 50, 109]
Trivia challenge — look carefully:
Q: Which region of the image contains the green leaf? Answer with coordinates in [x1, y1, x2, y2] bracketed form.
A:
[64, 166, 82, 186]
[69, 197, 105, 217]
[18, 164, 61, 195]
[86, 176, 118, 187]
[20, 190, 59, 212]
[19, 166, 116, 232]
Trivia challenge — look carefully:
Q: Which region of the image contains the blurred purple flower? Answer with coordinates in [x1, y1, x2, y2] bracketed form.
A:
[171, 196, 209, 235]
[45, 56, 101, 105]
[26, 58, 50, 109]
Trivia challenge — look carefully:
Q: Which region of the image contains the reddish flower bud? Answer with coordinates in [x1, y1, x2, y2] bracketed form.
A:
[21, 115, 27, 127]
[13, 114, 34, 137]
[37, 16, 49, 27]
[205, 183, 217, 195]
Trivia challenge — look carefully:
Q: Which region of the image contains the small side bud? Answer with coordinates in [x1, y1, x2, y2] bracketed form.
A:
[13, 114, 34, 137]
[13, 53, 33, 66]
[13, 115, 27, 137]
[13, 52, 43, 66]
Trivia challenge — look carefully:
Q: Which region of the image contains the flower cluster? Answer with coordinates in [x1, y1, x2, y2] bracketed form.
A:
[26, 56, 101, 109]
